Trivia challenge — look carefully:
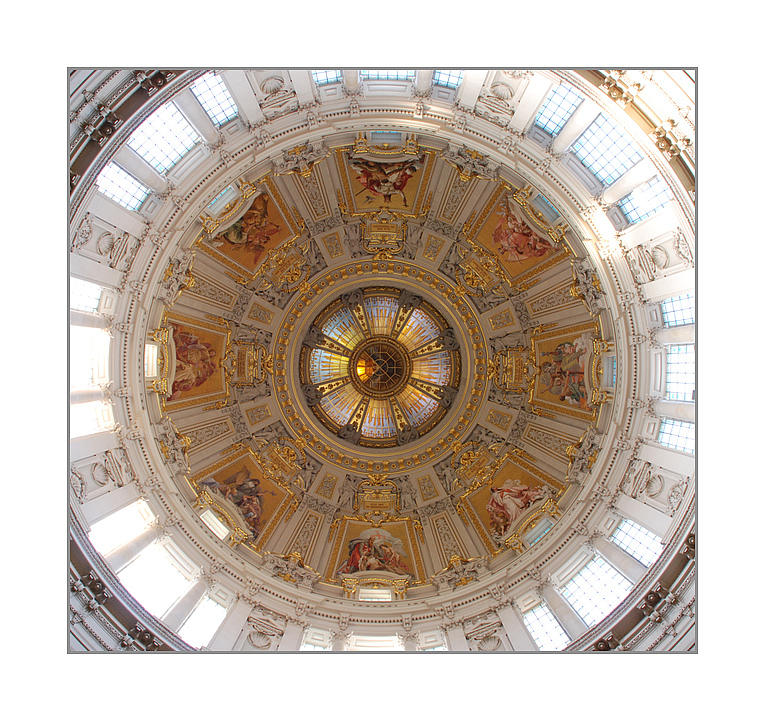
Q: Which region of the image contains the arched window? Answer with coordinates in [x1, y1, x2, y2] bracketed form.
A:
[95, 162, 151, 211]
[127, 102, 200, 174]
[572, 114, 644, 185]
[190, 73, 238, 127]
[534, 83, 583, 136]
[610, 519, 663, 566]
[657, 418, 695, 454]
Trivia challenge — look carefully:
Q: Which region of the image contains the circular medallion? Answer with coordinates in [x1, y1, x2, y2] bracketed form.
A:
[349, 338, 412, 398]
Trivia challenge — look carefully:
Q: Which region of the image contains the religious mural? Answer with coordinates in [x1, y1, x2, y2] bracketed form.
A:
[464, 457, 552, 544]
[203, 191, 293, 273]
[334, 523, 415, 580]
[472, 190, 564, 279]
[337, 147, 432, 216]
[200, 455, 288, 540]
[164, 316, 229, 405]
[531, 324, 598, 419]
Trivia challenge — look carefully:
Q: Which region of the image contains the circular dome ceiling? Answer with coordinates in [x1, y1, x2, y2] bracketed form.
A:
[68, 69, 696, 652]
[300, 286, 461, 447]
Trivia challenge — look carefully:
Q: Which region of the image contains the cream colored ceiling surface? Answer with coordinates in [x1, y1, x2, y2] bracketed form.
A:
[69, 69, 696, 647]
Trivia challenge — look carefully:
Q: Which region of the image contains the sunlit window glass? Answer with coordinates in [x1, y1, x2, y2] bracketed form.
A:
[661, 293, 695, 327]
[535, 84, 584, 136]
[572, 114, 644, 185]
[311, 70, 343, 85]
[610, 519, 664, 566]
[95, 163, 150, 211]
[618, 175, 673, 223]
[665, 345, 695, 401]
[70, 277, 103, 313]
[191, 73, 238, 127]
[560, 556, 633, 627]
[433, 70, 464, 89]
[658, 418, 695, 454]
[523, 603, 570, 651]
[127, 102, 200, 174]
[360, 70, 415, 80]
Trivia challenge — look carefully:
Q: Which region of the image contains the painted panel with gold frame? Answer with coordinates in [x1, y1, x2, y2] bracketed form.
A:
[328, 518, 424, 583]
[161, 311, 231, 408]
[190, 448, 294, 549]
[197, 181, 299, 275]
[529, 322, 600, 421]
[468, 184, 569, 283]
[334, 144, 434, 217]
[459, 454, 560, 551]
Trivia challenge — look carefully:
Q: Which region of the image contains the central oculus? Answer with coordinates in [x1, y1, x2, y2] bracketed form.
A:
[299, 287, 461, 448]
[350, 337, 412, 398]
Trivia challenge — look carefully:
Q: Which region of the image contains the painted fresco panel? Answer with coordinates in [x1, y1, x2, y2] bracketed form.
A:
[165, 316, 228, 404]
[473, 190, 563, 279]
[465, 458, 550, 542]
[200, 455, 288, 540]
[337, 149, 431, 215]
[202, 192, 293, 273]
[333, 522, 417, 581]
[531, 324, 598, 419]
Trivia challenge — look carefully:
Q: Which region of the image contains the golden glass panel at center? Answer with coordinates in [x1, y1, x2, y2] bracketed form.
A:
[299, 287, 461, 448]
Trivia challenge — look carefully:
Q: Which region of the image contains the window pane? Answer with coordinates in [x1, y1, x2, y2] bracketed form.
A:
[118, 544, 192, 618]
[618, 175, 673, 223]
[610, 519, 663, 566]
[191, 73, 238, 127]
[95, 162, 151, 211]
[88, 500, 155, 556]
[661, 293, 695, 327]
[127, 102, 200, 174]
[360, 70, 415, 80]
[561, 556, 633, 627]
[433, 70, 464, 89]
[311, 70, 343, 85]
[177, 597, 227, 648]
[658, 418, 695, 454]
[70, 326, 110, 389]
[535, 83, 583, 136]
[665, 344, 695, 401]
[523, 603, 570, 651]
[69, 399, 114, 438]
[572, 114, 644, 185]
[70, 277, 103, 313]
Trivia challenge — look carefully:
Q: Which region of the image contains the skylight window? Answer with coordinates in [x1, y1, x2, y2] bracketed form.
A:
[560, 556, 633, 627]
[433, 70, 464, 89]
[88, 500, 155, 557]
[665, 344, 695, 401]
[523, 602, 570, 651]
[618, 175, 673, 223]
[657, 418, 695, 454]
[127, 102, 200, 174]
[177, 596, 227, 649]
[571, 114, 644, 186]
[534, 83, 584, 136]
[191, 73, 238, 127]
[70, 277, 103, 313]
[360, 70, 415, 80]
[311, 69, 343, 85]
[95, 162, 151, 211]
[661, 293, 695, 327]
[117, 543, 193, 618]
[610, 519, 664, 567]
